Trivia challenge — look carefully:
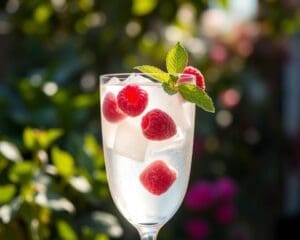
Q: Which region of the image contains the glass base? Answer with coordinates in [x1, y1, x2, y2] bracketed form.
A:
[137, 224, 161, 240]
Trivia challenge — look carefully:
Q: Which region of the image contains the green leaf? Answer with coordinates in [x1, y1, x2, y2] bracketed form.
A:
[34, 4, 53, 23]
[219, 0, 228, 9]
[166, 42, 188, 73]
[9, 162, 35, 183]
[73, 93, 98, 108]
[42, 128, 64, 147]
[79, 211, 123, 238]
[132, 0, 157, 16]
[51, 147, 75, 178]
[0, 185, 16, 204]
[134, 65, 170, 83]
[162, 83, 177, 95]
[37, 129, 64, 149]
[56, 220, 78, 240]
[95, 234, 109, 240]
[84, 134, 104, 168]
[23, 128, 63, 150]
[178, 84, 215, 113]
[23, 128, 38, 150]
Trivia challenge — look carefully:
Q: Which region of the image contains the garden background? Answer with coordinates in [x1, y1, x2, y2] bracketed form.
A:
[1, 0, 300, 239]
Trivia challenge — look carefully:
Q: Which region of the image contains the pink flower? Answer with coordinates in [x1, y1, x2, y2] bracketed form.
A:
[215, 203, 237, 225]
[210, 44, 228, 65]
[220, 88, 241, 109]
[215, 177, 238, 202]
[185, 181, 216, 211]
[186, 218, 211, 240]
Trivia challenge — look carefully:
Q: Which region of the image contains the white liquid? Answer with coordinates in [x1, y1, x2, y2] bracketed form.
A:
[101, 78, 195, 226]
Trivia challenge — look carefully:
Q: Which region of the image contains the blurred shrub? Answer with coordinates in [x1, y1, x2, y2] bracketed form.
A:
[0, 128, 122, 239]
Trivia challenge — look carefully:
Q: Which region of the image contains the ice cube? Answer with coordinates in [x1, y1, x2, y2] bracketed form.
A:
[124, 74, 152, 84]
[145, 127, 186, 159]
[108, 76, 121, 84]
[113, 120, 148, 161]
[182, 101, 196, 128]
[102, 120, 118, 149]
[145, 86, 192, 129]
[101, 77, 122, 95]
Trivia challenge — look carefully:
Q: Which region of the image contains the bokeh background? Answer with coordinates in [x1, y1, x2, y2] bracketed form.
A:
[1, 0, 300, 239]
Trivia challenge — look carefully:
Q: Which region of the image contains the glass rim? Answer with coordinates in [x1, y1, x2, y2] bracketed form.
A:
[100, 72, 196, 85]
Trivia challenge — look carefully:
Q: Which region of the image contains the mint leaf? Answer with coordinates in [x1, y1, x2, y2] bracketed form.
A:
[134, 65, 169, 83]
[169, 74, 178, 84]
[219, 0, 228, 9]
[166, 42, 188, 73]
[162, 82, 177, 95]
[178, 83, 215, 113]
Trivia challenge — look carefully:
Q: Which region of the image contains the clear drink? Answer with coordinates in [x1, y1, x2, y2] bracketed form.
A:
[100, 73, 195, 239]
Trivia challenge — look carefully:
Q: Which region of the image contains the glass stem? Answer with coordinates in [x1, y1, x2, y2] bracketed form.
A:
[138, 226, 159, 240]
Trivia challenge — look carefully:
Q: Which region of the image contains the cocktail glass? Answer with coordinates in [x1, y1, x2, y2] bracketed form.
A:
[100, 73, 196, 240]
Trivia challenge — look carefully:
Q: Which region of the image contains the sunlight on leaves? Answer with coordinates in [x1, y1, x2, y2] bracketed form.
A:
[0, 185, 16, 204]
[9, 162, 35, 183]
[73, 93, 98, 108]
[0, 141, 22, 162]
[219, 0, 228, 9]
[51, 147, 75, 178]
[79, 211, 123, 238]
[69, 176, 91, 193]
[0, 197, 22, 224]
[84, 134, 104, 168]
[23, 128, 63, 150]
[34, 4, 53, 23]
[56, 220, 78, 240]
[79, 0, 94, 12]
[132, 0, 157, 16]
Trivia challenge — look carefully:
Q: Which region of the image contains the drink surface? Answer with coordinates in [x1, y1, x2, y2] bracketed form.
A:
[100, 74, 195, 226]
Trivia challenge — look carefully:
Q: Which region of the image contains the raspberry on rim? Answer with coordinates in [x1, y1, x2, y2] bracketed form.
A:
[183, 66, 206, 90]
[117, 84, 148, 117]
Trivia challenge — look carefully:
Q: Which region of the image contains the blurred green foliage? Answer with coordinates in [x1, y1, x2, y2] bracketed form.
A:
[0, 128, 121, 239]
[1, 0, 299, 239]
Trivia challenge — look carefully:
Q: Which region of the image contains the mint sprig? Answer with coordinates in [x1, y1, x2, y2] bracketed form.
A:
[134, 42, 215, 113]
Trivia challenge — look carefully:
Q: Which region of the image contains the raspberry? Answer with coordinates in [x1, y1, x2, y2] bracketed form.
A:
[117, 84, 148, 117]
[182, 66, 206, 90]
[141, 109, 177, 140]
[102, 92, 126, 122]
[140, 160, 177, 195]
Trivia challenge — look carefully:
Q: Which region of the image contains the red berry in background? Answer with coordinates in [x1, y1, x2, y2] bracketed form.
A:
[183, 66, 206, 90]
[185, 181, 216, 211]
[117, 84, 148, 117]
[215, 177, 238, 202]
[185, 218, 211, 240]
[102, 92, 126, 122]
[141, 109, 177, 141]
[140, 160, 177, 195]
[215, 203, 237, 225]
